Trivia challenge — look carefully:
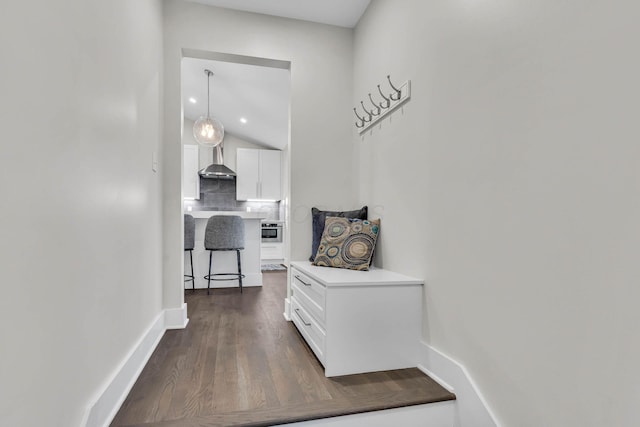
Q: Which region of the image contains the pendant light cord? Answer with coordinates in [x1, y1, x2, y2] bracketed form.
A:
[207, 72, 211, 117]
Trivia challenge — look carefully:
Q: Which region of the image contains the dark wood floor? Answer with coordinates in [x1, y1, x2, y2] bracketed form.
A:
[111, 271, 455, 427]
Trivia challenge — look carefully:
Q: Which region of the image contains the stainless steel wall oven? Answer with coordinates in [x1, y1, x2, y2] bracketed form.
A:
[261, 223, 283, 243]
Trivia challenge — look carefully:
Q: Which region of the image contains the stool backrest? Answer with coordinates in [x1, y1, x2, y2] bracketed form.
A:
[184, 214, 195, 250]
[205, 215, 245, 250]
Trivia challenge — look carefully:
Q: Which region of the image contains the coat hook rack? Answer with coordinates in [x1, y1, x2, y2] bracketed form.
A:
[354, 75, 411, 134]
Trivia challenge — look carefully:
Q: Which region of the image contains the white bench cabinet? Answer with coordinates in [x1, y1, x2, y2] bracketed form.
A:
[289, 261, 423, 377]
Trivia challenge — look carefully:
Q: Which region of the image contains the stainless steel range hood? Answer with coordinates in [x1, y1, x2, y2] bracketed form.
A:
[198, 144, 236, 179]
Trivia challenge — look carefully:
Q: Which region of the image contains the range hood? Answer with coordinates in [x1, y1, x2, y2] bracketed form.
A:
[198, 144, 236, 179]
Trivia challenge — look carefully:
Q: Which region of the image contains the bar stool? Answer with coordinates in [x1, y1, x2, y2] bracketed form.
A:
[184, 214, 195, 291]
[204, 215, 245, 295]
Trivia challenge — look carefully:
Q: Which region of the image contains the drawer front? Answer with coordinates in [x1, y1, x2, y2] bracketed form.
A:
[291, 280, 326, 325]
[291, 297, 326, 364]
[261, 244, 283, 259]
[291, 268, 326, 323]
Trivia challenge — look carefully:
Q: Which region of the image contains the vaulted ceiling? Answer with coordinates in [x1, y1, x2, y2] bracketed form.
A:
[181, 0, 370, 150]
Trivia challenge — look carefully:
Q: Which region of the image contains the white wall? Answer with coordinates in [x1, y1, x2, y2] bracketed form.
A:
[163, 1, 355, 310]
[0, 1, 164, 427]
[354, 1, 640, 426]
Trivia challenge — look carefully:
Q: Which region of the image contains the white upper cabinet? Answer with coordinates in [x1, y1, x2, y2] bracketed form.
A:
[236, 148, 282, 201]
[236, 148, 261, 200]
[258, 149, 282, 200]
[183, 144, 200, 200]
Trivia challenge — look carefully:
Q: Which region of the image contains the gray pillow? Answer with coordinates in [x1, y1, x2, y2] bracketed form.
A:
[309, 206, 368, 261]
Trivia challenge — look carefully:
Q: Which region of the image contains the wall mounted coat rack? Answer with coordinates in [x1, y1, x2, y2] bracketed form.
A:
[354, 75, 411, 134]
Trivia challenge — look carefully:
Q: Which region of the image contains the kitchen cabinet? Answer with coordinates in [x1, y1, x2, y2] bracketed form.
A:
[290, 261, 423, 377]
[236, 148, 282, 201]
[183, 144, 200, 200]
[261, 242, 284, 263]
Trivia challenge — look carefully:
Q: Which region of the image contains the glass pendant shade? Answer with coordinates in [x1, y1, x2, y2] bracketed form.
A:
[193, 69, 224, 147]
[193, 115, 224, 147]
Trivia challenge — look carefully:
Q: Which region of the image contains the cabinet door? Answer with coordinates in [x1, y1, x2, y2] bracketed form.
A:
[261, 243, 284, 260]
[236, 148, 260, 200]
[183, 144, 200, 200]
[259, 149, 282, 201]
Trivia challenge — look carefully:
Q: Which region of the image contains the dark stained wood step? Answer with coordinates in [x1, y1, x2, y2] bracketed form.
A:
[117, 382, 454, 427]
[111, 271, 455, 427]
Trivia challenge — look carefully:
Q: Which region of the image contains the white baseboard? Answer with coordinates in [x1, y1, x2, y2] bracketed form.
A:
[82, 306, 190, 427]
[283, 297, 291, 321]
[165, 303, 189, 329]
[417, 342, 500, 427]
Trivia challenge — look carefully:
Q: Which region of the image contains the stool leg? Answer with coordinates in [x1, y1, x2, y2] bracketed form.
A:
[189, 250, 195, 292]
[236, 249, 243, 293]
[207, 250, 213, 295]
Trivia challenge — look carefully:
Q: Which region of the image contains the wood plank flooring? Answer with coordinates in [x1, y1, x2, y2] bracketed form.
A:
[111, 271, 455, 427]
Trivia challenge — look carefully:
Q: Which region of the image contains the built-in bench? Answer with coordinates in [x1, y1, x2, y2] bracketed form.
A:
[289, 261, 424, 377]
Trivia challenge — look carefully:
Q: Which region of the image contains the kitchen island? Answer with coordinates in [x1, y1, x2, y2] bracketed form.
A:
[186, 210, 264, 290]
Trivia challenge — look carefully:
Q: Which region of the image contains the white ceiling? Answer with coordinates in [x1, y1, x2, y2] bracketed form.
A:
[189, 0, 371, 28]
[181, 1, 371, 151]
[182, 58, 290, 150]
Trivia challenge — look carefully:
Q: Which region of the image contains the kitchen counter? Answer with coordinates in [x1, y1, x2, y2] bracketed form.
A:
[185, 212, 263, 290]
[187, 210, 266, 220]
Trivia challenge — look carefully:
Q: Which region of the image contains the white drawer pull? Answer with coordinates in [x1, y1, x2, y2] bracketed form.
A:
[294, 308, 311, 326]
[295, 275, 312, 286]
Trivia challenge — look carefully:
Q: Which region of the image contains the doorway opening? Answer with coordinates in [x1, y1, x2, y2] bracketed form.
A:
[179, 49, 292, 295]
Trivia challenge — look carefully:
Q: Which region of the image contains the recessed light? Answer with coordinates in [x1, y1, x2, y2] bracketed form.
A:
[189, 97, 197, 104]
[240, 117, 248, 124]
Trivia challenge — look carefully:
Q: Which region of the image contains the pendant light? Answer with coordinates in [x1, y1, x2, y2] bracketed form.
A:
[193, 69, 224, 147]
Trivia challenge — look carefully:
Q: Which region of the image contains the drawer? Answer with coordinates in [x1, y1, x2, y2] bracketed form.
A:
[261, 243, 283, 259]
[291, 296, 326, 364]
[291, 268, 326, 323]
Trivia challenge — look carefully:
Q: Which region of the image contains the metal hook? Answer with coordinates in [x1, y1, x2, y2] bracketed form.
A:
[377, 84, 391, 109]
[367, 93, 381, 116]
[353, 108, 365, 128]
[387, 75, 402, 101]
[360, 101, 372, 122]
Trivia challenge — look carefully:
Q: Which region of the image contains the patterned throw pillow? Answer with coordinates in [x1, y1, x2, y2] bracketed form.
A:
[309, 206, 368, 261]
[313, 217, 380, 271]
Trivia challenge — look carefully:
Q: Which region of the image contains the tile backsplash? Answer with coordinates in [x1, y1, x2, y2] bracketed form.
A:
[184, 177, 280, 221]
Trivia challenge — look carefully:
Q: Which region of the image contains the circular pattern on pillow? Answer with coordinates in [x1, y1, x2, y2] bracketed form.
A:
[312, 217, 380, 271]
[342, 233, 376, 264]
[326, 245, 341, 258]
[326, 221, 348, 241]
